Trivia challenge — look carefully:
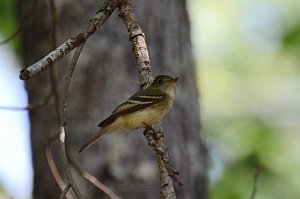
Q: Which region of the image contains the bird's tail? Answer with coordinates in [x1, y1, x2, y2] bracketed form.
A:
[78, 128, 108, 153]
[78, 119, 124, 153]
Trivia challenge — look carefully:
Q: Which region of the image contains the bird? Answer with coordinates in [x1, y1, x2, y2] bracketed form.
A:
[79, 75, 179, 153]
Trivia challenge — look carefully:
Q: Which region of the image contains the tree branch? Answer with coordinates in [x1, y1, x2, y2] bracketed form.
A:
[19, 0, 119, 80]
[82, 171, 123, 199]
[118, 1, 180, 198]
[59, 43, 86, 199]
[59, 183, 72, 199]
[46, 144, 74, 199]
[48, 0, 61, 122]
[118, 0, 152, 88]
[0, 91, 52, 111]
[143, 127, 183, 187]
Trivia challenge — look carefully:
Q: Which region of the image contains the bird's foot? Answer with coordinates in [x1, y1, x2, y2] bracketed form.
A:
[143, 123, 159, 140]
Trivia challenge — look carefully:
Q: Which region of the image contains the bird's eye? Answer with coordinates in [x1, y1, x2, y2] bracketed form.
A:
[157, 79, 163, 84]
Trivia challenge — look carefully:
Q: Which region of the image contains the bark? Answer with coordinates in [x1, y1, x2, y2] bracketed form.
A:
[17, 0, 208, 198]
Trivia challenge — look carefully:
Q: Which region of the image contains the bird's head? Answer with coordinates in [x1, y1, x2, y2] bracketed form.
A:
[150, 75, 179, 97]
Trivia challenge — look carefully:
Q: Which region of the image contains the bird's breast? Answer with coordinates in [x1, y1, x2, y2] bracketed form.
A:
[123, 99, 173, 130]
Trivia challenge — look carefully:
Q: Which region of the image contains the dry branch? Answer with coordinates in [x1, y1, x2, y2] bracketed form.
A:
[118, 1, 180, 198]
[59, 183, 72, 199]
[46, 145, 74, 199]
[19, 0, 119, 80]
[58, 43, 86, 199]
[143, 128, 183, 187]
[118, 1, 152, 88]
[82, 171, 123, 199]
[0, 92, 52, 111]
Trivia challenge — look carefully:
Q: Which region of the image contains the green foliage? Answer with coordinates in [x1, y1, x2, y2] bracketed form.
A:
[189, 0, 300, 198]
[0, 0, 16, 34]
[0, 0, 18, 49]
[283, 21, 300, 47]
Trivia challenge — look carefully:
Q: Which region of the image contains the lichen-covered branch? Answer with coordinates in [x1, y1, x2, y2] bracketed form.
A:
[118, 1, 180, 198]
[143, 127, 183, 187]
[118, 0, 152, 88]
[19, 0, 118, 80]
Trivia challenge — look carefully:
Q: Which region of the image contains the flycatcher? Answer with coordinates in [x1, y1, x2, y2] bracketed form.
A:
[79, 75, 179, 153]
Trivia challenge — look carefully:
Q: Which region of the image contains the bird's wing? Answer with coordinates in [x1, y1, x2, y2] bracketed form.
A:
[98, 89, 165, 127]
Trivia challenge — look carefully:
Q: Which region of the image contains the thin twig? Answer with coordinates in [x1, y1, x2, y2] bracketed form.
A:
[46, 145, 74, 199]
[48, 0, 61, 122]
[118, 1, 179, 198]
[46, 2, 71, 197]
[49, 0, 59, 46]
[0, 91, 52, 111]
[0, 0, 38, 45]
[82, 171, 123, 199]
[59, 43, 86, 199]
[59, 183, 72, 199]
[69, 155, 122, 199]
[68, 143, 122, 198]
[19, 0, 119, 80]
[250, 165, 261, 199]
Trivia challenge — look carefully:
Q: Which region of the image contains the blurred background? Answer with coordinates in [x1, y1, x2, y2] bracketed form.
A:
[189, 0, 300, 198]
[0, 0, 300, 198]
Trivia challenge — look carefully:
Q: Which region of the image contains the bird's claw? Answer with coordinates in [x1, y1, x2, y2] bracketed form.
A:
[143, 123, 158, 139]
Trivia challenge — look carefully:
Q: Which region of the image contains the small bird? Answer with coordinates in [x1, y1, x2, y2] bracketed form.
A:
[79, 75, 179, 153]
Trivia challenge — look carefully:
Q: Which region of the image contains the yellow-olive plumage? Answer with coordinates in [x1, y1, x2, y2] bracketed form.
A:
[79, 75, 179, 153]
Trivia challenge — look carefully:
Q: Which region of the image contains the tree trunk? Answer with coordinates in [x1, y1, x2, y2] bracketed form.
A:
[17, 0, 208, 198]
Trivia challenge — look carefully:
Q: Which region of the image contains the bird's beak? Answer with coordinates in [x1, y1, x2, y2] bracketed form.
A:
[171, 76, 179, 83]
